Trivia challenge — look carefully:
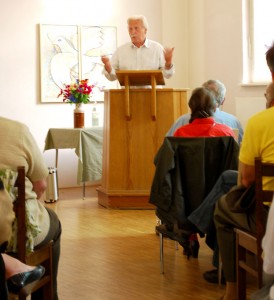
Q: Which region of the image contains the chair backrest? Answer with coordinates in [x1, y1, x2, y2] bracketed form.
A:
[150, 136, 239, 224]
[255, 157, 274, 267]
[235, 158, 274, 299]
[10, 166, 54, 299]
[14, 166, 26, 262]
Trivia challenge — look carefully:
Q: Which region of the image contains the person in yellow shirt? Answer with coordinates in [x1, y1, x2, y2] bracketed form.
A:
[215, 81, 274, 300]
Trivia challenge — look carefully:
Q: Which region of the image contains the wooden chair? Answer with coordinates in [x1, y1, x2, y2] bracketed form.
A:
[235, 157, 274, 300]
[9, 166, 54, 300]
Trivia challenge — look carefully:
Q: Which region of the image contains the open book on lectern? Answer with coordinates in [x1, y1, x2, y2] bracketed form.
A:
[116, 70, 165, 87]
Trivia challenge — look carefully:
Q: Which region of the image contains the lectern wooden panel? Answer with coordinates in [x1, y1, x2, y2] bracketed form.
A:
[116, 70, 165, 120]
[97, 88, 189, 208]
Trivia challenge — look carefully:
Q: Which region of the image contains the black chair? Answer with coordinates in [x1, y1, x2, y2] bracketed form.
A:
[150, 136, 240, 273]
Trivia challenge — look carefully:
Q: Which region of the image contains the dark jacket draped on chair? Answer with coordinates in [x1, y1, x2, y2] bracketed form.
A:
[149, 136, 239, 226]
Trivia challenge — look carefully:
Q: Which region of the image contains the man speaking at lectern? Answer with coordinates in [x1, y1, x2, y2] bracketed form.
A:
[101, 15, 175, 81]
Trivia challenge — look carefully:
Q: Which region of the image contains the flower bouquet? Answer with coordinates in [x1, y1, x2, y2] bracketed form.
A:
[58, 79, 94, 104]
[58, 79, 94, 128]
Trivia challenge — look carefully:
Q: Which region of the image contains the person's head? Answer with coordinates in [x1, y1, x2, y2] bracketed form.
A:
[188, 87, 217, 123]
[202, 79, 226, 107]
[127, 15, 148, 47]
[266, 43, 274, 76]
[264, 82, 274, 108]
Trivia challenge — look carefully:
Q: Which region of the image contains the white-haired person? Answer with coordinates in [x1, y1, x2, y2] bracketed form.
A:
[101, 14, 175, 81]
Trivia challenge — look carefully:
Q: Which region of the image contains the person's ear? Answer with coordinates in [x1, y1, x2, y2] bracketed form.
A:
[213, 102, 217, 112]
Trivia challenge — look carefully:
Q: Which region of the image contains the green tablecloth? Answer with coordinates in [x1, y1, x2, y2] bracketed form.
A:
[44, 128, 103, 184]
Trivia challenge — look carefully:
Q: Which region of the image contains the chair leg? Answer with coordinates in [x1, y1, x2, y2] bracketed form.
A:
[160, 232, 164, 274]
[18, 294, 27, 300]
[31, 284, 52, 300]
[237, 244, 247, 300]
[218, 252, 223, 287]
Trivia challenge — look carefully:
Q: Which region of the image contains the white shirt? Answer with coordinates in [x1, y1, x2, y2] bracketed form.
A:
[262, 198, 274, 299]
[262, 196, 274, 274]
[103, 38, 175, 81]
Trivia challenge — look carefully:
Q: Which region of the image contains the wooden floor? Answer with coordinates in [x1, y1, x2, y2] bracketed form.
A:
[43, 186, 255, 300]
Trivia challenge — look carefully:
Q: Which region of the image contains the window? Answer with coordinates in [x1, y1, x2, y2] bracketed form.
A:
[242, 0, 274, 84]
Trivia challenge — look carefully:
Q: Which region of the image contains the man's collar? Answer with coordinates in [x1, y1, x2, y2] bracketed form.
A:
[143, 38, 149, 47]
[131, 38, 149, 48]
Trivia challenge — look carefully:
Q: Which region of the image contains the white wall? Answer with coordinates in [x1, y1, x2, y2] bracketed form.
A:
[161, 0, 189, 88]
[185, 0, 266, 116]
[0, 0, 267, 187]
[0, 0, 163, 187]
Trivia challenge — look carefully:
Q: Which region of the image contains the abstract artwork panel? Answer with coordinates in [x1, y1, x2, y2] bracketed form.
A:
[40, 24, 117, 103]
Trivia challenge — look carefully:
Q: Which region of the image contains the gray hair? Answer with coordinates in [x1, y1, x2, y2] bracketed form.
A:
[202, 79, 226, 107]
[127, 15, 149, 30]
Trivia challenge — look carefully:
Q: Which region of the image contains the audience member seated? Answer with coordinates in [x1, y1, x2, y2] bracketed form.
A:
[166, 79, 244, 144]
[157, 82, 274, 286]
[0, 116, 62, 300]
[156, 86, 236, 257]
[172, 87, 235, 139]
[214, 81, 274, 300]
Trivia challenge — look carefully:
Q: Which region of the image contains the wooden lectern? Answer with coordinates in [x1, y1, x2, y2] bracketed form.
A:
[116, 70, 165, 120]
[97, 70, 189, 208]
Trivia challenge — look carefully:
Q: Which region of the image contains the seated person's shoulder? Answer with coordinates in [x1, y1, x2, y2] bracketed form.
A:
[214, 111, 242, 126]
[166, 113, 191, 136]
[0, 117, 28, 132]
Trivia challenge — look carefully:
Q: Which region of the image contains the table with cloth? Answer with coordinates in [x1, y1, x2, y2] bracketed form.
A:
[44, 128, 103, 196]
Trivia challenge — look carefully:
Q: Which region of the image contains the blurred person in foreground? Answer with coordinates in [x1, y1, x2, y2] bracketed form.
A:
[0, 116, 61, 300]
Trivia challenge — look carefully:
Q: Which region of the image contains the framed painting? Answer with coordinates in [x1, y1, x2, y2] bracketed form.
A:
[39, 24, 117, 103]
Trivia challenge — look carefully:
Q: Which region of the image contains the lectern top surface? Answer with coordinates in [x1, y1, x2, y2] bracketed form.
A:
[116, 70, 165, 86]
